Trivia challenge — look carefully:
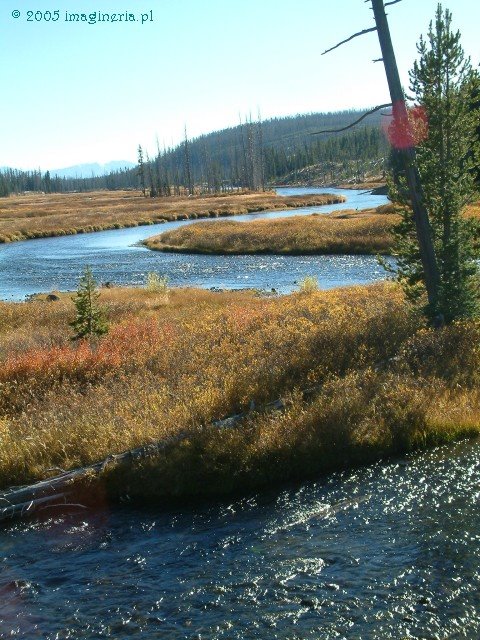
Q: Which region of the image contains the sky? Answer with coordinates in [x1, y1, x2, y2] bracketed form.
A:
[1, 0, 479, 170]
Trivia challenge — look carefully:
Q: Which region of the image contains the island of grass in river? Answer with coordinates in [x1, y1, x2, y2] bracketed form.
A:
[144, 201, 480, 256]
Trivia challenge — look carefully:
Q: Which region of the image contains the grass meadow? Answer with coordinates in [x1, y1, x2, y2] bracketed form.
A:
[145, 204, 398, 255]
[0, 284, 478, 500]
[0, 190, 345, 243]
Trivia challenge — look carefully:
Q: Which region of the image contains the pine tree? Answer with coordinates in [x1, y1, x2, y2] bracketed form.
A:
[392, 4, 480, 323]
[70, 266, 108, 340]
[0, 173, 9, 198]
[137, 144, 146, 196]
[43, 170, 52, 194]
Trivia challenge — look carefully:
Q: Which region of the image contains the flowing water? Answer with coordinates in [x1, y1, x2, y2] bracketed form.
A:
[3, 187, 478, 638]
[0, 188, 391, 300]
[1, 440, 479, 639]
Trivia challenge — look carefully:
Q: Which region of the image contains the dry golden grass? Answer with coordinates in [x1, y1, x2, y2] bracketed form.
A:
[466, 200, 480, 220]
[0, 190, 345, 243]
[104, 340, 480, 501]
[145, 204, 399, 255]
[1, 283, 479, 500]
[145, 199, 480, 257]
[336, 180, 387, 190]
[0, 283, 410, 486]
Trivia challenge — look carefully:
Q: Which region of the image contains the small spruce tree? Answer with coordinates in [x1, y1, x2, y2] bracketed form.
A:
[137, 144, 146, 196]
[71, 266, 108, 340]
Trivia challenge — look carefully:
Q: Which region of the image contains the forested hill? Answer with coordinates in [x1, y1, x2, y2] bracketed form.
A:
[174, 109, 386, 168]
[0, 108, 389, 196]
[152, 109, 388, 189]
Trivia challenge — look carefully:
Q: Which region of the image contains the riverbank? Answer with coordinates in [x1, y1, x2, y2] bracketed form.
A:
[0, 190, 345, 243]
[144, 204, 397, 255]
[1, 284, 479, 506]
[144, 200, 480, 257]
[273, 177, 387, 192]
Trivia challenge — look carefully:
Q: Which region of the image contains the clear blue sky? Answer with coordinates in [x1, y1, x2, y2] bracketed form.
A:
[1, 0, 479, 170]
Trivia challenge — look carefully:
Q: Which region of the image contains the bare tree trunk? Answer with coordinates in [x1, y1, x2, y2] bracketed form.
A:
[183, 127, 194, 195]
[239, 116, 250, 190]
[257, 112, 266, 192]
[371, 0, 441, 313]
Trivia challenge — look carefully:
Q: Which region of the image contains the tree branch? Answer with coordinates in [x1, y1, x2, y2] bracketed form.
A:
[311, 103, 392, 135]
[365, 0, 403, 5]
[321, 26, 377, 56]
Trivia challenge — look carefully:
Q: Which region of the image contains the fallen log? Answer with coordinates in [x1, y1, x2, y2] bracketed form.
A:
[0, 435, 189, 524]
[0, 395, 291, 524]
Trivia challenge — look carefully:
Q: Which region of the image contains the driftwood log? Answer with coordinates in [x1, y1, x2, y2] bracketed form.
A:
[0, 397, 288, 524]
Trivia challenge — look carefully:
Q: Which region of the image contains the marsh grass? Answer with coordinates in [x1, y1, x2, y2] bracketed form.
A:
[1, 283, 479, 500]
[145, 205, 398, 255]
[0, 190, 345, 243]
[145, 201, 480, 256]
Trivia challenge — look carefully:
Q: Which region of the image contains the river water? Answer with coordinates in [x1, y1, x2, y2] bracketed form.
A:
[3, 188, 479, 638]
[0, 188, 391, 300]
[1, 439, 479, 639]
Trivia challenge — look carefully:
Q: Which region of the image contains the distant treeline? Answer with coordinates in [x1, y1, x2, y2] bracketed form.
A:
[0, 167, 133, 197]
[0, 109, 389, 197]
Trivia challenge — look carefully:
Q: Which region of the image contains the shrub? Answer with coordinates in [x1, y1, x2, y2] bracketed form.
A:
[298, 276, 319, 294]
[145, 271, 169, 295]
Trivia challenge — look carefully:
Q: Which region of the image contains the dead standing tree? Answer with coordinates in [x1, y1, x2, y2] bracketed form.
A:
[317, 0, 442, 319]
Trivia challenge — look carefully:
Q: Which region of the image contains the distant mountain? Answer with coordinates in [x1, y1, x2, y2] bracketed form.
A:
[50, 161, 136, 178]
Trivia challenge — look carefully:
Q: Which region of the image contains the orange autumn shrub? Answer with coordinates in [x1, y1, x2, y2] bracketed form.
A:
[1, 282, 479, 494]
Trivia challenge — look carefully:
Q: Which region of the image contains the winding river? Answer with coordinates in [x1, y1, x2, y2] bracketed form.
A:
[2, 187, 479, 638]
[0, 188, 391, 301]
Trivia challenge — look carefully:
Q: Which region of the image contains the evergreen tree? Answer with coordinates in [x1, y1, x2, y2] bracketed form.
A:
[0, 173, 9, 197]
[392, 4, 480, 323]
[43, 170, 52, 194]
[467, 71, 480, 189]
[137, 144, 146, 196]
[70, 266, 108, 340]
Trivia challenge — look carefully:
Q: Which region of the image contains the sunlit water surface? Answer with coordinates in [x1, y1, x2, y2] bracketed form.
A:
[1, 440, 479, 639]
[0, 188, 392, 300]
[3, 187, 476, 639]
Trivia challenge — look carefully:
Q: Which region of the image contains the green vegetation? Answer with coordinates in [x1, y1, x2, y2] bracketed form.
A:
[0, 284, 479, 501]
[70, 267, 108, 340]
[392, 5, 480, 322]
[0, 110, 387, 196]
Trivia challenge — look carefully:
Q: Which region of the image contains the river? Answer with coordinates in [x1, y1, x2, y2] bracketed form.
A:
[1, 439, 479, 639]
[3, 188, 479, 638]
[0, 188, 391, 301]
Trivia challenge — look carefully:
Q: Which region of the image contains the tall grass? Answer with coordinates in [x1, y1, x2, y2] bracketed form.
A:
[145, 206, 398, 255]
[145, 201, 480, 256]
[0, 284, 479, 499]
[0, 190, 345, 243]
